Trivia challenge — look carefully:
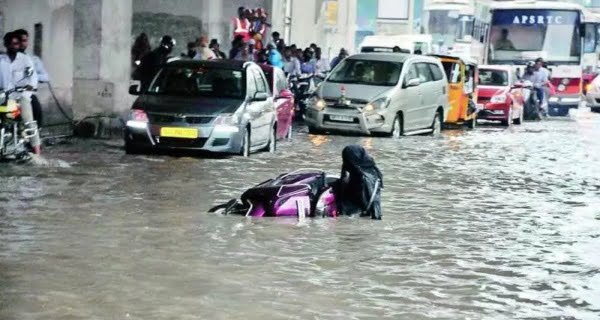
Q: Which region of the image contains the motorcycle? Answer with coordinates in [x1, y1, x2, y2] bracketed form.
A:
[209, 169, 339, 218]
[0, 87, 38, 160]
[288, 74, 316, 121]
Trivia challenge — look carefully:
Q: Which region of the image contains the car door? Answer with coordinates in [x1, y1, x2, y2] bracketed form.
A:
[415, 62, 435, 128]
[401, 63, 423, 131]
[251, 67, 273, 144]
[245, 67, 261, 146]
[426, 63, 446, 124]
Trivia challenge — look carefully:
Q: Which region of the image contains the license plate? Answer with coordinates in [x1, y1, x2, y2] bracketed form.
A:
[492, 110, 504, 115]
[160, 127, 198, 139]
[329, 115, 355, 122]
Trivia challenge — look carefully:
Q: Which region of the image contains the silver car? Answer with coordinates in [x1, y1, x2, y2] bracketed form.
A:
[305, 53, 449, 136]
[125, 60, 276, 157]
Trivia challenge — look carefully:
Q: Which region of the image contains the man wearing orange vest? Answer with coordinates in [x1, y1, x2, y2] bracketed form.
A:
[233, 6, 251, 42]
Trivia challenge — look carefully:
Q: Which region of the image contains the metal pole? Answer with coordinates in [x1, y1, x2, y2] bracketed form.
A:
[284, 0, 292, 43]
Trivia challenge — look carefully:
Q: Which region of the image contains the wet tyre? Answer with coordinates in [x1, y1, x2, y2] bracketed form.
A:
[430, 112, 442, 136]
[390, 114, 403, 138]
[240, 129, 251, 157]
[264, 125, 277, 153]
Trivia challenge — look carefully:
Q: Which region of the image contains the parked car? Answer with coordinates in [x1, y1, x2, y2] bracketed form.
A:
[476, 65, 524, 126]
[260, 64, 295, 139]
[585, 74, 600, 113]
[305, 53, 449, 136]
[125, 60, 276, 157]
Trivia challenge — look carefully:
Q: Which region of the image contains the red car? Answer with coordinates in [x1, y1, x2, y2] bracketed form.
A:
[260, 65, 295, 139]
[477, 65, 524, 126]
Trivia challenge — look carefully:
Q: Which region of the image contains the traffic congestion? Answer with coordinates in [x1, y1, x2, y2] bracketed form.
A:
[2, 0, 600, 319]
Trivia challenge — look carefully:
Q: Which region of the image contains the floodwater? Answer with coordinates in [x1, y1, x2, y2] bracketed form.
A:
[1, 111, 600, 319]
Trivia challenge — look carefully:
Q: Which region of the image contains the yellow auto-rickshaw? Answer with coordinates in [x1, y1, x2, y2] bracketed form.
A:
[430, 55, 479, 128]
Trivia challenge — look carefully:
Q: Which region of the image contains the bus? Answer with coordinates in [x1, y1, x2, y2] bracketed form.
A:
[480, 1, 587, 116]
[422, 0, 487, 59]
[581, 9, 600, 95]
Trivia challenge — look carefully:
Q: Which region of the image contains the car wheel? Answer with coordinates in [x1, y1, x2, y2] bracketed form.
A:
[466, 117, 477, 129]
[390, 114, 403, 138]
[265, 125, 277, 153]
[502, 107, 513, 127]
[513, 108, 523, 125]
[240, 129, 251, 157]
[430, 112, 442, 136]
[286, 123, 293, 139]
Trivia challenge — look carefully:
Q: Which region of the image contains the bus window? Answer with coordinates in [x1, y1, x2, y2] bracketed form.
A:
[584, 24, 597, 54]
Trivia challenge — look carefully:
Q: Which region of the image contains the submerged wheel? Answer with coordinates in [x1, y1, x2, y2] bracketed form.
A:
[266, 125, 277, 153]
[240, 129, 251, 157]
[466, 117, 477, 129]
[430, 112, 442, 136]
[390, 114, 403, 138]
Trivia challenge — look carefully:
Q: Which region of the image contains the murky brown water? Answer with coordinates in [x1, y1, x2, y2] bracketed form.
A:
[2, 111, 600, 319]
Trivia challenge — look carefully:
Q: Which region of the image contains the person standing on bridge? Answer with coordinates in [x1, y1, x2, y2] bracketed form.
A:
[233, 7, 251, 43]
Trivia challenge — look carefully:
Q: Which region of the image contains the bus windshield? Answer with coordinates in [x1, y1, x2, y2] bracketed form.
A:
[488, 9, 581, 65]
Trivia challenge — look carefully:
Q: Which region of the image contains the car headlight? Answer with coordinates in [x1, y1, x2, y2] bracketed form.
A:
[126, 108, 149, 129]
[364, 97, 390, 112]
[557, 84, 566, 92]
[561, 78, 570, 85]
[215, 113, 241, 126]
[490, 95, 507, 103]
[310, 96, 326, 111]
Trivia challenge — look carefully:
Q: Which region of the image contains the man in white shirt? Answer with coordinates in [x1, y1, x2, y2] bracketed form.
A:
[193, 36, 216, 61]
[0, 32, 41, 154]
[14, 29, 48, 127]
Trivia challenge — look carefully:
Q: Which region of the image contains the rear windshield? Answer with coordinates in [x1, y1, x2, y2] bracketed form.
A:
[328, 59, 404, 86]
[479, 69, 509, 86]
[148, 66, 245, 99]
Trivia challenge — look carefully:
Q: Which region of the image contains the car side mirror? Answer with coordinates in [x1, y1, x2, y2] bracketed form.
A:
[252, 92, 269, 102]
[129, 84, 141, 95]
[276, 89, 293, 100]
[406, 78, 421, 87]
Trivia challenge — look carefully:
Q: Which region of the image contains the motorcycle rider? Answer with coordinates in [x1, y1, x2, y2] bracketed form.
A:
[0, 32, 41, 154]
[134, 35, 175, 92]
[13, 29, 48, 127]
[282, 47, 301, 76]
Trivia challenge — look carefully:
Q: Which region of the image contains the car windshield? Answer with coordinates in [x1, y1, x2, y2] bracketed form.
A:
[328, 59, 403, 86]
[488, 9, 581, 64]
[148, 66, 245, 99]
[479, 69, 509, 86]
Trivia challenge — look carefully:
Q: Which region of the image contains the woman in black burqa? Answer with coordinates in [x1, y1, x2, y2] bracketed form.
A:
[336, 145, 383, 220]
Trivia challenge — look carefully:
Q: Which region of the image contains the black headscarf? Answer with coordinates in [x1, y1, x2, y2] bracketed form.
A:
[341, 145, 383, 187]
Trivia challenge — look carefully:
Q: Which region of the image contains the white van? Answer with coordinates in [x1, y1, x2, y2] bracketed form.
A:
[305, 53, 449, 136]
[359, 34, 433, 55]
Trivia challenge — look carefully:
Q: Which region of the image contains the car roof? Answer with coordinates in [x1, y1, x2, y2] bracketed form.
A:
[167, 59, 251, 70]
[348, 53, 438, 63]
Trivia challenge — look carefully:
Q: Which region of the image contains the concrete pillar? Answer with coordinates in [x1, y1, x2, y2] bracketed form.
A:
[73, 0, 133, 119]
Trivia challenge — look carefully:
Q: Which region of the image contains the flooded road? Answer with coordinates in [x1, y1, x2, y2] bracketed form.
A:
[2, 111, 600, 319]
